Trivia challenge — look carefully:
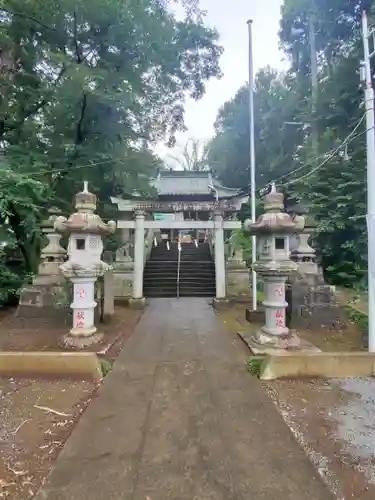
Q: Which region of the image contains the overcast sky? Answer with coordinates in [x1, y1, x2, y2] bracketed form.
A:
[155, 0, 288, 165]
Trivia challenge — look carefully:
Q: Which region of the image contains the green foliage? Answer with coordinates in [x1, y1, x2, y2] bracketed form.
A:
[0, 168, 50, 274]
[208, 67, 305, 189]
[0, 225, 27, 305]
[238, 202, 251, 222]
[0, 0, 223, 301]
[0, 253, 24, 305]
[99, 357, 113, 377]
[280, 0, 368, 287]
[233, 229, 251, 262]
[209, 0, 373, 289]
[246, 356, 264, 377]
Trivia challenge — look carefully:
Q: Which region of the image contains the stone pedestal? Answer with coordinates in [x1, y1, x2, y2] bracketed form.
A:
[61, 277, 103, 348]
[252, 275, 300, 349]
[115, 242, 133, 269]
[291, 278, 343, 330]
[226, 244, 249, 299]
[113, 270, 133, 301]
[227, 243, 247, 269]
[226, 269, 250, 299]
[16, 211, 69, 320]
[16, 282, 71, 322]
[290, 219, 342, 330]
[103, 271, 115, 319]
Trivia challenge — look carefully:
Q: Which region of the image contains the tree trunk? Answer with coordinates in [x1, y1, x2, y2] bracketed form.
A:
[19, 242, 40, 275]
[8, 209, 41, 275]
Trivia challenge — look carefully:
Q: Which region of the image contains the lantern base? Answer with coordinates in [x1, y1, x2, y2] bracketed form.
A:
[212, 297, 230, 310]
[60, 331, 104, 349]
[252, 329, 301, 351]
[128, 297, 146, 310]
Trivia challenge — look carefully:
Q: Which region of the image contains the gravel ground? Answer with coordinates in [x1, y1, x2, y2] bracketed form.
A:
[333, 378, 375, 486]
[0, 377, 98, 499]
[264, 377, 375, 500]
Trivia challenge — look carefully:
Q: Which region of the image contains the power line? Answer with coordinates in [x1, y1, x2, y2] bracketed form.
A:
[1, 154, 159, 179]
[258, 113, 367, 195]
[282, 113, 367, 188]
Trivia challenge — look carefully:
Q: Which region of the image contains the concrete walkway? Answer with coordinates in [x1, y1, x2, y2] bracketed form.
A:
[35, 298, 331, 500]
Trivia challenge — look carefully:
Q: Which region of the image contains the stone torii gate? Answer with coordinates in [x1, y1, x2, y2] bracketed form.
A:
[116, 209, 242, 308]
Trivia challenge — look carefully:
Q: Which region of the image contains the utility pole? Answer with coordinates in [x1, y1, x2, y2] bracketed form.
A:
[291, 11, 319, 162]
[308, 14, 319, 165]
[247, 19, 257, 312]
[361, 10, 375, 353]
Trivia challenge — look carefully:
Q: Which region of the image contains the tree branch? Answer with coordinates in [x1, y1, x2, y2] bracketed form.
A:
[75, 93, 87, 145]
[73, 11, 82, 63]
[0, 64, 67, 139]
[0, 7, 56, 32]
[51, 92, 88, 188]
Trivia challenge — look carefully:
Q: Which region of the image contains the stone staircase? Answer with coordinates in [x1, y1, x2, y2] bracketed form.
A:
[143, 242, 216, 298]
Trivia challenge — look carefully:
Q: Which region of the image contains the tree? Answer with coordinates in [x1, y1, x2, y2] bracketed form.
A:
[279, 0, 369, 287]
[208, 0, 372, 289]
[0, 0, 223, 279]
[167, 137, 210, 170]
[0, 167, 49, 273]
[208, 67, 304, 189]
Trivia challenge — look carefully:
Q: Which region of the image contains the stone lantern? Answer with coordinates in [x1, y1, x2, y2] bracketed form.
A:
[286, 199, 320, 282]
[291, 217, 319, 280]
[54, 182, 116, 347]
[35, 208, 67, 282]
[16, 208, 68, 319]
[244, 184, 301, 350]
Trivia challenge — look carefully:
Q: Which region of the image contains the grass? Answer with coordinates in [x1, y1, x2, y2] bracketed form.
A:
[247, 356, 264, 377]
[99, 358, 113, 376]
[344, 305, 368, 332]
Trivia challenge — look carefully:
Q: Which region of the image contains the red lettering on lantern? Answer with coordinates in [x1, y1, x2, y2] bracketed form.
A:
[275, 310, 284, 319]
[275, 287, 283, 296]
[75, 311, 85, 329]
[76, 288, 85, 299]
[276, 319, 284, 327]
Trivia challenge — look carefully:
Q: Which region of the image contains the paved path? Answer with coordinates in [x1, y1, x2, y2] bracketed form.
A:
[35, 298, 331, 500]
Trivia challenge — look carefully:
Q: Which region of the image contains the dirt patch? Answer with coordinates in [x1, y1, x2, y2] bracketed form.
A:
[0, 306, 142, 362]
[0, 305, 143, 499]
[0, 377, 97, 499]
[214, 304, 252, 356]
[216, 303, 365, 353]
[297, 321, 365, 352]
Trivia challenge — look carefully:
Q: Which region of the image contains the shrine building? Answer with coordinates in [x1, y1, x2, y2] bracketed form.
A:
[110, 170, 248, 306]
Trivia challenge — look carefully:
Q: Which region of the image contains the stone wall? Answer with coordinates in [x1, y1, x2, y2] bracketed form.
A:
[16, 281, 72, 324]
[226, 266, 250, 299]
[113, 270, 133, 300]
[290, 277, 344, 330]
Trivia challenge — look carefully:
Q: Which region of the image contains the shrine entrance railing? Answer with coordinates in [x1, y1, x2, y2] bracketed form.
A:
[177, 241, 181, 298]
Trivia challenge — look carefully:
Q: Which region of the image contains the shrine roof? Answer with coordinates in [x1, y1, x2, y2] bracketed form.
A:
[150, 170, 241, 198]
